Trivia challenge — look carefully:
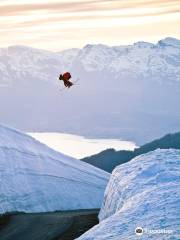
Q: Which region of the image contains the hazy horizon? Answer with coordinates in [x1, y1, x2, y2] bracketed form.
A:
[1, 36, 180, 52]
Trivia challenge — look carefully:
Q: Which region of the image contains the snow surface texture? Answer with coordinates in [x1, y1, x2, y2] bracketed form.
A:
[78, 149, 180, 239]
[0, 38, 180, 143]
[0, 125, 110, 214]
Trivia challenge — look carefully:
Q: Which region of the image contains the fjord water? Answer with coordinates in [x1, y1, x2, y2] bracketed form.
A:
[28, 132, 137, 159]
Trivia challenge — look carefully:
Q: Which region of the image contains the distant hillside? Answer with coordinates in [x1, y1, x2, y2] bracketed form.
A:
[81, 131, 180, 172]
[82, 149, 134, 173]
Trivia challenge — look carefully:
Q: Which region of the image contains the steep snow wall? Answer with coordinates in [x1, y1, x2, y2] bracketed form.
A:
[78, 149, 180, 239]
[0, 124, 110, 214]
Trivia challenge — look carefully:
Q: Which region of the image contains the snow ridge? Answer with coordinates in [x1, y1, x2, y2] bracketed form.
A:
[0, 37, 180, 86]
[78, 149, 180, 239]
[0, 124, 110, 214]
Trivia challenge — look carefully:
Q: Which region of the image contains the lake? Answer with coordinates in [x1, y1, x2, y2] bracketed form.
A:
[28, 132, 137, 159]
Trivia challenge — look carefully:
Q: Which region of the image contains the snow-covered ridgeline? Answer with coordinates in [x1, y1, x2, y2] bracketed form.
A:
[0, 38, 180, 143]
[0, 124, 110, 214]
[0, 37, 180, 86]
[78, 149, 180, 239]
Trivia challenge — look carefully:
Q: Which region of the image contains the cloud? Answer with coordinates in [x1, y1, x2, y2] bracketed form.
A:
[0, 0, 180, 16]
[0, 0, 179, 50]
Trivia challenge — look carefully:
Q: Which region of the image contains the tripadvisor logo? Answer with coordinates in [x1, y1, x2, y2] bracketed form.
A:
[135, 227, 144, 236]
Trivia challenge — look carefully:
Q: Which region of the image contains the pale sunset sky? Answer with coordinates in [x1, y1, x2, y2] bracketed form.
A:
[0, 0, 180, 51]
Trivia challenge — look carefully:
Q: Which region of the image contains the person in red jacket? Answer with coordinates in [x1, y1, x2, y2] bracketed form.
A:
[59, 72, 73, 88]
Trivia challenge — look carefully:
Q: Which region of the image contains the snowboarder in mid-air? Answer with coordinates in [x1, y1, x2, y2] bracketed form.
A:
[59, 72, 73, 89]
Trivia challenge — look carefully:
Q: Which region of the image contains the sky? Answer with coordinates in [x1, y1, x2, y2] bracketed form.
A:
[29, 132, 137, 158]
[0, 0, 180, 51]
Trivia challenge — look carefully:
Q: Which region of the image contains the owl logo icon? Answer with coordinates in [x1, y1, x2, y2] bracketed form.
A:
[135, 227, 144, 236]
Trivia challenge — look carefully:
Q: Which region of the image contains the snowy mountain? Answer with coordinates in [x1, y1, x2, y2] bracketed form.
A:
[0, 38, 180, 143]
[0, 124, 110, 214]
[78, 149, 180, 239]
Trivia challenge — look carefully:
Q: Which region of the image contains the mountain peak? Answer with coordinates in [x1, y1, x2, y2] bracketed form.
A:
[83, 43, 109, 50]
[133, 41, 154, 48]
[8, 45, 35, 51]
[158, 37, 180, 48]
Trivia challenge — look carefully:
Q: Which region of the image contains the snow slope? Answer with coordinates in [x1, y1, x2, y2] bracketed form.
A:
[0, 124, 110, 214]
[78, 149, 180, 239]
[0, 38, 180, 143]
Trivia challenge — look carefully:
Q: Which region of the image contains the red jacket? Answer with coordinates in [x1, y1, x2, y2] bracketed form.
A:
[62, 72, 71, 81]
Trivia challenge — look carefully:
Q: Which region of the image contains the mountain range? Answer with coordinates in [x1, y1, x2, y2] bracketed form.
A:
[0, 37, 180, 143]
